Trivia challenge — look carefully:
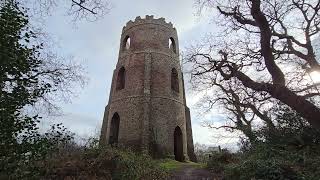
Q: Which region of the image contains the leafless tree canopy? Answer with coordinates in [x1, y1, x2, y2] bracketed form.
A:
[186, 0, 320, 131]
[17, 0, 111, 22]
[32, 53, 87, 115]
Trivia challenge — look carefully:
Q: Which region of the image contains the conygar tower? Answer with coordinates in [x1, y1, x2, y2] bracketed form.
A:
[100, 15, 196, 162]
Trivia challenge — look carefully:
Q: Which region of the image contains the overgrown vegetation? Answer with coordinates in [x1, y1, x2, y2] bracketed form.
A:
[203, 106, 320, 180]
[1, 123, 75, 179]
[1, 130, 169, 179]
[206, 140, 320, 180]
[38, 143, 169, 180]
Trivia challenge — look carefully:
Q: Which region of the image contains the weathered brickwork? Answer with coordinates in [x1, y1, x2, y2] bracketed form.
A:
[100, 15, 196, 161]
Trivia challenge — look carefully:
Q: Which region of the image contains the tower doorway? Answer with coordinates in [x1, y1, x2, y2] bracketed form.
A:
[109, 113, 120, 145]
[174, 126, 184, 161]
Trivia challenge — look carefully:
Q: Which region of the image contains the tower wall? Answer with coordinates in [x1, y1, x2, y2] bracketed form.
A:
[100, 15, 195, 160]
[149, 51, 187, 158]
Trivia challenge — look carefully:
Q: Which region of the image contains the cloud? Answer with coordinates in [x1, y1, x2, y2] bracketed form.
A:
[40, 112, 101, 138]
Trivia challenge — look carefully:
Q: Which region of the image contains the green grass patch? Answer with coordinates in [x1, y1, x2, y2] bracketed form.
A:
[158, 159, 207, 171]
[158, 159, 184, 171]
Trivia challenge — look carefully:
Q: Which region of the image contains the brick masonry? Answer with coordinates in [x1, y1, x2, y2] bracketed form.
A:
[100, 15, 197, 162]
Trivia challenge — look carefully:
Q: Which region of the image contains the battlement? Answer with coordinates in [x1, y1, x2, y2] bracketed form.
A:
[122, 15, 175, 32]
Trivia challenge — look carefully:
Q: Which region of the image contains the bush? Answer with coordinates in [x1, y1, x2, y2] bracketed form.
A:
[38, 145, 169, 180]
[224, 143, 320, 180]
[207, 149, 236, 173]
[1, 121, 168, 180]
[0, 123, 75, 179]
[106, 146, 168, 180]
[220, 105, 320, 180]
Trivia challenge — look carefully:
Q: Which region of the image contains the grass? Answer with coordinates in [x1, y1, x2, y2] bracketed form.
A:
[159, 159, 184, 171]
[158, 159, 207, 171]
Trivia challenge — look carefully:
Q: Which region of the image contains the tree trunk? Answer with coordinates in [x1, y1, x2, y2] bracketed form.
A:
[270, 86, 320, 128]
[233, 70, 320, 128]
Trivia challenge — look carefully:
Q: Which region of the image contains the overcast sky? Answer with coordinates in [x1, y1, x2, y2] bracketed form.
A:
[37, 0, 239, 149]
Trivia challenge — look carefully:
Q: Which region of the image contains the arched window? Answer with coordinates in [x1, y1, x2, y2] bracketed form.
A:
[109, 113, 120, 145]
[122, 36, 130, 50]
[171, 68, 179, 93]
[169, 37, 176, 53]
[116, 67, 125, 90]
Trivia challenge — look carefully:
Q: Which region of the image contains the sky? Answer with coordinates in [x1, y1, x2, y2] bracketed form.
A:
[37, 0, 240, 149]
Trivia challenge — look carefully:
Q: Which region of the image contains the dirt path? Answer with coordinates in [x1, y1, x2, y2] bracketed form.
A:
[170, 164, 215, 180]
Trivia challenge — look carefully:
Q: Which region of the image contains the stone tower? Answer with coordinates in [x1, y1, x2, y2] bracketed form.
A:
[100, 15, 196, 162]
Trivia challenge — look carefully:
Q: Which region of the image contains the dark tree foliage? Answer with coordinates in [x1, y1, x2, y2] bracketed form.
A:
[0, 1, 82, 178]
[259, 104, 320, 147]
[231, 107, 320, 180]
[205, 106, 320, 180]
[0, 1, 42, 170]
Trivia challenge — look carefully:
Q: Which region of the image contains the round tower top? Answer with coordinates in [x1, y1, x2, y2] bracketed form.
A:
[122, 15, 176, 33]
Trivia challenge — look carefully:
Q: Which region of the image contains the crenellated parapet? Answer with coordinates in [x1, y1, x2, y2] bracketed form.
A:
[122, 15, 175, 32]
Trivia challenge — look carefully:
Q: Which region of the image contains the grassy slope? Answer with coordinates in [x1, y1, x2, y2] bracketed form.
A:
[158, 159, 206, 171]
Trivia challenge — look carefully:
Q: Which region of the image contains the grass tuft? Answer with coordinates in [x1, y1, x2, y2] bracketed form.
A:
[158, 159, 207, 171]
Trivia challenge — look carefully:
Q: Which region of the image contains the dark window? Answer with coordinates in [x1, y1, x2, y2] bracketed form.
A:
[169, 37, 176, 53]
[109, 113, 120, 145]
[116, 67, 125, 90]
[123, 36, 130, 50]
[174, 126, 184, 161]
[171, 68, 179, 92]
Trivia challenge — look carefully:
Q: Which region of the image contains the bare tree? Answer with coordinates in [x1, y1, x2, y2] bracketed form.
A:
[186, 0, 320, 128]
[196, 66, 275, 142]
[17, 0, 111, 22]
